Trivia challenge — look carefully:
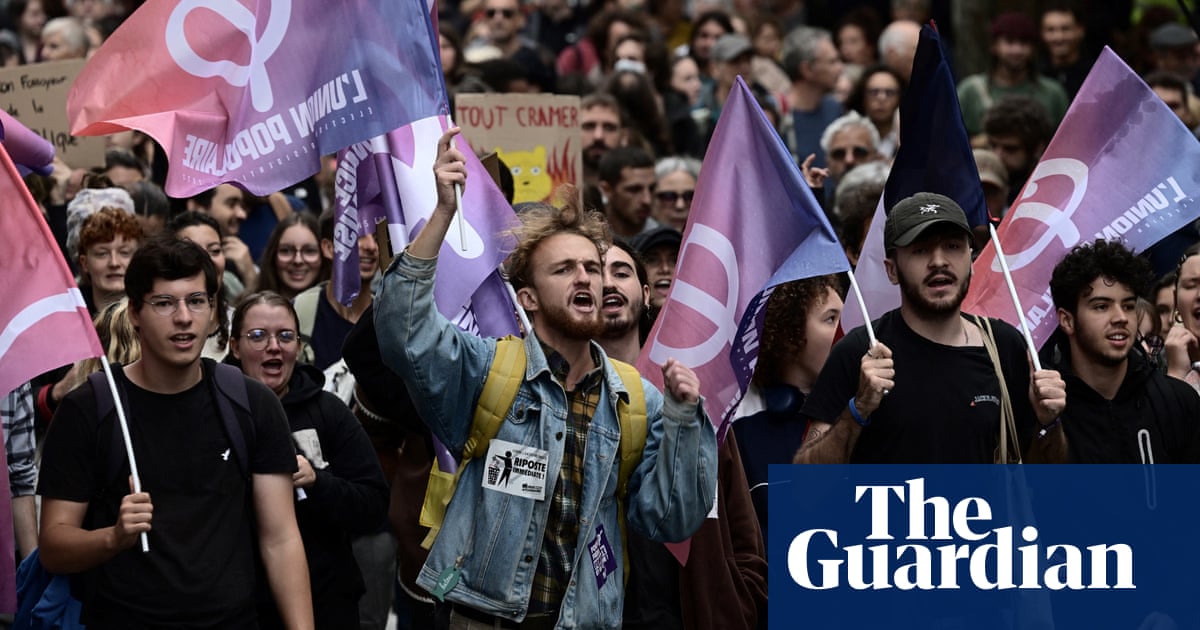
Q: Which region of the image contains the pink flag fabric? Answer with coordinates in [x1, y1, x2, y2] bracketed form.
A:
[0, 141, 102, 612]
[0, 147, 103, 400]
[962, 48, 1200, 346]
[68, 0, 445, 198]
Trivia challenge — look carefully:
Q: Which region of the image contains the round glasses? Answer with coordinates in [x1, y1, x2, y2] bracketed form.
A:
[241, 328, 299, 350]
[147, 292, 213, 317]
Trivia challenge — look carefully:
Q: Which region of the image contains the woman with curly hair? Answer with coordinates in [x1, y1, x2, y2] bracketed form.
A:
[732, 275, 843, 540]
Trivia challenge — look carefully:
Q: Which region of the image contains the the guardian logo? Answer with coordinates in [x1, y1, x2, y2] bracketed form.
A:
[788, 478, 1135, 591]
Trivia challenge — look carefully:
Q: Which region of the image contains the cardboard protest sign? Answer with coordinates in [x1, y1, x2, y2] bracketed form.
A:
[0, 59, 104, 168]
[455, 93, 580, 204]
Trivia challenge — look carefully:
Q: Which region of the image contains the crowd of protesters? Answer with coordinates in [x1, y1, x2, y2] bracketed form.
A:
[2, 0, 1200, 629]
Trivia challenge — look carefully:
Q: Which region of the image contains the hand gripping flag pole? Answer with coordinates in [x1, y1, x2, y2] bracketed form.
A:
[98, 356, 149, 552]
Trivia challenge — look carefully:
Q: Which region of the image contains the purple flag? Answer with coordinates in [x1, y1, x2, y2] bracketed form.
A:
[332, 115, 520, 330]
[69, 0, 445, 197]
[636, 77, 848, 435]
[963, 48, 1200, 345]
[0, 111, 53, 176]
[842, 24, 986, 333]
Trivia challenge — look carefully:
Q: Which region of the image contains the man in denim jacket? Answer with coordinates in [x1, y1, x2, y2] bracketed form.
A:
[375, 128, 717, 628]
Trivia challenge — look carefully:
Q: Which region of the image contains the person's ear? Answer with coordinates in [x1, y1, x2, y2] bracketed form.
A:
[1057, 307, 1075, 335]
[884, 256, 899, 285]
[516, 286, 538, 312]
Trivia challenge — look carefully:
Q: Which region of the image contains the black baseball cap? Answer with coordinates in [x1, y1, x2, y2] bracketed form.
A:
[884, 192, 972, 251]
[630, 225, 682, 256]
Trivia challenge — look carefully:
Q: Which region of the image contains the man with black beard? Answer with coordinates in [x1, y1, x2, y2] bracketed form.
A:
[1039, 241, 1200, 463]
[796, 193, 1066, 463]
[374, 128, 716, 628]
[597, 240, 649, 364]
[595, 241, 768, 630]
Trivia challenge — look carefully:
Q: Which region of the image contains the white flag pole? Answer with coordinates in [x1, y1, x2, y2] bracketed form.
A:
[503, 276, 532, 336]
[98, 356, 149, 552]
[989, 223, 1043, 371]
[845, 266, 878, 349]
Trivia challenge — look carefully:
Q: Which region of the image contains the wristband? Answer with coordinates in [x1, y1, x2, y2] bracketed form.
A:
[848, 397, 870, 427]
[1036, 416, 1062, 439]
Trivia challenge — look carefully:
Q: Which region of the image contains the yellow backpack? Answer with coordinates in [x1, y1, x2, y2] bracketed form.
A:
[417, 336, 648, 578]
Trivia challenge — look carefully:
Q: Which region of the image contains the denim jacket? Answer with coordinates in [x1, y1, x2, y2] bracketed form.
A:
[375, 252, 717, 629]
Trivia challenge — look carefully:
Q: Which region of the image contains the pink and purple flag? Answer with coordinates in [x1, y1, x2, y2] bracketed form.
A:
[962, 48, 1200, 345]
[841, 24, 988, 333]
[636, 77, 848, 437]
[331, 115, 519, 336]
[67, 0, 445, 198]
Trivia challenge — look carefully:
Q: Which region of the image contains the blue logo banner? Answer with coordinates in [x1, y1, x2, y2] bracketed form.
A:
[769, 465, 1200, 629]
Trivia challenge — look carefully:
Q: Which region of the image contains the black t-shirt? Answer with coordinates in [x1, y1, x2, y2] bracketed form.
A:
[802, 310, 1036, 463]
[37, 363, 297, 629]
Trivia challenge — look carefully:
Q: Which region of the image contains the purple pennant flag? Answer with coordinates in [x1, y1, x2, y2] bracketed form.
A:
[636, 77, 848, 437]
[842, 23, 987, 334]
[332, 115, 520, 330]
[963, 48, 1200, 346]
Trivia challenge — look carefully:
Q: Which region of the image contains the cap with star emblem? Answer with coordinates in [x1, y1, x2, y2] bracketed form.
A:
[884, 192, 972, 251]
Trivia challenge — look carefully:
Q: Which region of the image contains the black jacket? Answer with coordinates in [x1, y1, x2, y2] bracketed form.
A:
[279, 365, 389, 603]
[1041, 330, 1200, 463]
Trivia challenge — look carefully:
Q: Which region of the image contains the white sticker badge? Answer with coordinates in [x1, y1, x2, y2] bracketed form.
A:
[482, 439, 549, 500]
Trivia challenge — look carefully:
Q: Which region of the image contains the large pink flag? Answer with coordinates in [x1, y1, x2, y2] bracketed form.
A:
[0, 142, 101, 613]
[68, 0, 445, 198]
[0, 147, 102, 399]
[962, 49, 1200, 346]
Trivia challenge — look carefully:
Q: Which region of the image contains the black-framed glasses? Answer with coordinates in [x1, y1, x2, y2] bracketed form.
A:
[829, 146, 871, 161]
[147, 292, 212, 317]
[242, 328, 299, 350]
[656, 190, 695, 205]
[486, 8, 517, 18]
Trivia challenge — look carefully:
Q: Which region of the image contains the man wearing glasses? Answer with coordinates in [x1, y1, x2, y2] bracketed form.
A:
[1041, 240, 1200, 463]
[818, 111, 882, 208]
[482, 0, 556, 92]
[37, 238, 314, 629]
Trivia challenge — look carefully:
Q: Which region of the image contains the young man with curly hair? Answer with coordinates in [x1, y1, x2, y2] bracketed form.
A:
[374, 128, 716, 628]
[1042, 240, 1200, 463]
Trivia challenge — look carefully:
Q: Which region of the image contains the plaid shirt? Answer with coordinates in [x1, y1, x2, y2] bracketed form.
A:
[1, 382, 36, 497]
[529, 343, 602, 614]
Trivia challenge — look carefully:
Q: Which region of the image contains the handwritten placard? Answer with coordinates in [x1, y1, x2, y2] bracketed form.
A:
[455, 93, 581, 205]
[0, 59, 105, 168]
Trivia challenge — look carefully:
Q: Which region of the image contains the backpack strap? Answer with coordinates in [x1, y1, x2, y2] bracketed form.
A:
[607, 359, 647, 501]
[465, 336, 526, 458]
[89, 368, 132, 489]
[418, 336, 527, 549]
[207, 360, 253, 477]
[605, 358, 648, 584]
